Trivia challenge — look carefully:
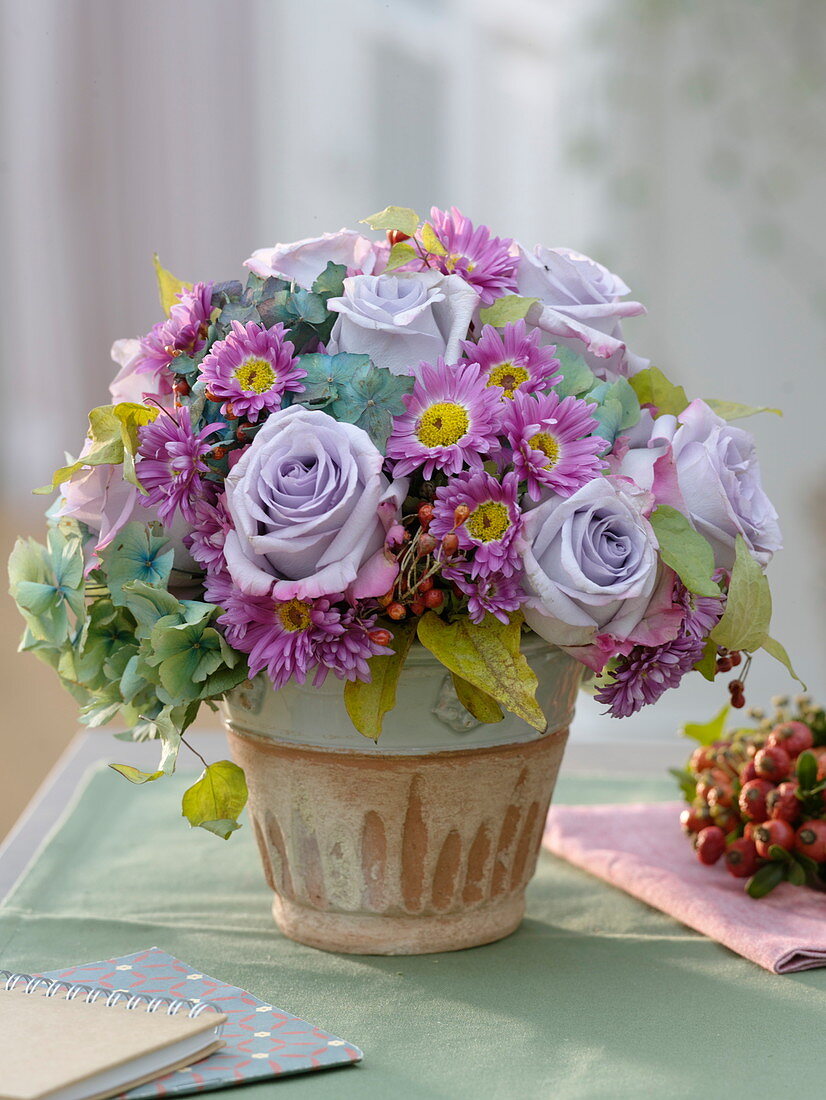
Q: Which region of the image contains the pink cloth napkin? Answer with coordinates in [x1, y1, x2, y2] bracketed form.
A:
[543, 801, 826, 974]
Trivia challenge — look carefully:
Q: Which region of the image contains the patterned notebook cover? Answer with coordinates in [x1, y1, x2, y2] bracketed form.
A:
[38, 947, 362, 1095]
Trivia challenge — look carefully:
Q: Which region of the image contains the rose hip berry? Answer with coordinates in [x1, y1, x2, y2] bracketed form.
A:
[725, 838, 760, 878]
[754, 745, 791, 782]
[767, 720, 813, 757]
[739, 760, 758, 783]
[754, 818, 796, 858]
[738, 779, 774, 823]
[690, 746, 715, 772]
[696, 826, 727, 865]
[766, 780, 801, 824]
[681, 803, 714, 835]
[794, 820, 826, 863]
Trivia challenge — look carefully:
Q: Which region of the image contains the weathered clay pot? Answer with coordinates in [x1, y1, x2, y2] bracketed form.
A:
[224, 638, 581, 955]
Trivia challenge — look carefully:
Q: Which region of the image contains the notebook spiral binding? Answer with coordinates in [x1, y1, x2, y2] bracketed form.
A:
[0, 970, 221, 1020]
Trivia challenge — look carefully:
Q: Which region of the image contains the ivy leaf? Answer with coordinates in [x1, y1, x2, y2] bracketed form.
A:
[478, 295, 539, 328]
[182, 760, 248, 839]
[452, 674, 504, 724]
[706, 399, 782, 421]
[710, 536, 772, 652]
[629, 366, 689, 416]
[153, 254, 191, 315]
[384, 241, 419, 272]
[344, 620, 416, 740]
[420, 222, 447, 256]
[311, 261, 347, 300]
[553, 346, 595, 397]
[100, 523, 174, 606]
[680, 704, 730, 746]
[416, 611, 546, 732]
[650, 506, 720, 598]
[692, 638, 718, 682]
[746, 861, 785, 899]
[361, 205, 420, 237]
[761, 635, 806, 688]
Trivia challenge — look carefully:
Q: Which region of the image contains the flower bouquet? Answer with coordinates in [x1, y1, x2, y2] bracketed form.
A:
[675, 696, 825, 896]
[9, 203, 795, 888]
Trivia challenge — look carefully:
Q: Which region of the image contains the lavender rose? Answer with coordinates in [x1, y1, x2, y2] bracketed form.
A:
[613, 399, 782, 570]
[325, 271, 478, 378]
[519, 478, 670, 654]
[244, 229, 383, 289]
[515, 244, 647, 380]
[223, 405, 405, 601]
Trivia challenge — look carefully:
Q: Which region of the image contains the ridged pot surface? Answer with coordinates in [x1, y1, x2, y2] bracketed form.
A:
[224, 639, 581, 954]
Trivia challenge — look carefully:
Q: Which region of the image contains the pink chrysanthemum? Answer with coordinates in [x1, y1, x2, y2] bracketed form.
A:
[185, 490, 233, 574]
[461, 321, 561, 398]
[199, 321, 305, 422]
[432, 470, 522, 578]
[314, 606, 393, 684]
[424, 207, 518, 306]
[136, 407, 223, 525]
[501, 389, 604, 501]
[442, 566, 525, 625]
[386, 359, 501, 479]
[134, 282, 214, 393]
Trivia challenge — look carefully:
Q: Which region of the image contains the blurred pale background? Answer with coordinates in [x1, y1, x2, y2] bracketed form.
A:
[1, 0, 824, 838]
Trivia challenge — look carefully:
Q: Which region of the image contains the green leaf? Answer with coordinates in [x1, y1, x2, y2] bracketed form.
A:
[710, 536, 772, 652]
[693, 638, 718, 682]
[120, 580, 182, 638]
[452, 674, 504, 724]
[182, 760, 248, 838]
[680, 704, 730, 746]
[311, 261, 347, 300]
[706, 399, 782, 421]
[629, 366, 689, 416]
[416, 612, 546, 732]
[553, 347, 595, 397]
[651, 506, 720, 598]
[298, 353, 372, 408]
[669, 767, 697, 802]
[113, 403, 159, 491]
[109, 763, 163, 784]
[197, 819, 243, 839]
[361, 205, 420, 237]
[746, 860, 785, 899]
[796, 750, 818, 791]
[287, 288, 328, 325]
[420, 222, 447, 256]
[478, 295, 539, 328]
[100, 523, 174, 606]
[787, 858, 806, 886]
[384, 241, 419, 272]
[761, 635, 806, 688]
[344, 620, 416, 740]
[153, 254, 192, 315]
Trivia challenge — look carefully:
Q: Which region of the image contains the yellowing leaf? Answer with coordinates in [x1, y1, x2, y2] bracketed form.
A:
[417, 612, 546, 732]
[360, 205, 420, 237]
[182, 760, 248, 839]
[153, 253, 191, 316]
[452, 674, 503, 724]
[420, 222, 447, 256]
[384, 240, 419, 272]
[650, 506, 720, 598]
[681, 703, 730, 746]
[629, 366, 689, 416]
[710, 535, 772, 652]
[762, 635, 806, 688]
[706, 399, 782, 421]
[478, 295, 539, 328]
[344, 620, 415, 740]
[109, 763, 163, 784]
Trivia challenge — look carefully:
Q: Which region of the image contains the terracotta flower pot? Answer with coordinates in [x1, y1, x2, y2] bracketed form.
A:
[224, 637, 581, 955]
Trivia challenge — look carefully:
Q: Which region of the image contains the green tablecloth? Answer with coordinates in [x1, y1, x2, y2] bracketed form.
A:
[1, 767, 825, 1099]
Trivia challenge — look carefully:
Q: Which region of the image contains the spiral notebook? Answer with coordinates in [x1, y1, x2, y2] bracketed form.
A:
[33, 948, 363, 1095]
[0, 973, 226, 1100]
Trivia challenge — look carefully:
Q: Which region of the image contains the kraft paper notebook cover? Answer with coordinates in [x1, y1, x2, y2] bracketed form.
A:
[0, 975, 226, 1100]
[37, 948, 363, 1095]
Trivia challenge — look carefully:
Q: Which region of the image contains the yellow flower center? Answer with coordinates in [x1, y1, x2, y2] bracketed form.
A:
[487, 361, 530, 398]
[528, 431, 561, 469]
[444, 253, 475, 274]
[416, 402, 470, 447]
[465, 501, 511, 543]
[277, 599, 311, 633]
[233, 356, 276, 394]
